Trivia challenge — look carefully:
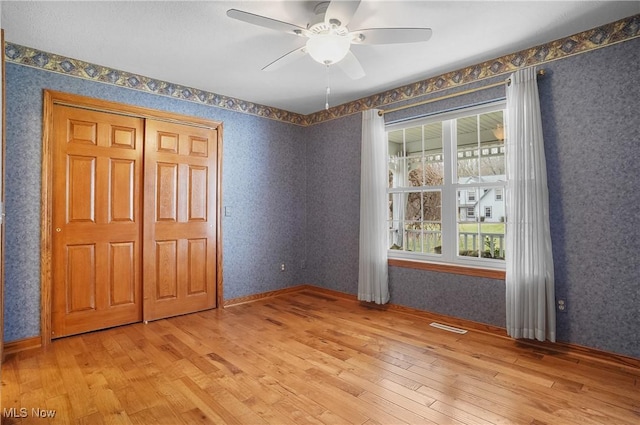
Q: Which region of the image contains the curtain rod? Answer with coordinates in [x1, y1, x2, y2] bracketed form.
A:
[378, 69, 545, 116]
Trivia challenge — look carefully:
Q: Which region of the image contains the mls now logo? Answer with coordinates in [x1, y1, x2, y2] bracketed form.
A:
[3, 407, 57, 418]
[3, 408, 27, 418]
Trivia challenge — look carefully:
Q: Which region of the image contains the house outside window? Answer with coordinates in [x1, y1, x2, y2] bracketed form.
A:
[387, 102, 506, 268]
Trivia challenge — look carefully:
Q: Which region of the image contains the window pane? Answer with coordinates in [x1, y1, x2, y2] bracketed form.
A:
[424, 122, 444, 185]
[458, 222, 480, 258]
[407, 158, 424, 187]
[405, 191, 422, 221]
[423, 222, 442, 254]
[458, 188, 478, 222]
[457, 115, 478, 180]
[388, 129, 404, 156]
[481, 222, 505, 259]
[423, 190, 442, 254]
[425, 161, 444, 186]
[388, 129, 405, 189]
[389, 193, 403, 249]
[423, 190, 441, 222]
[388, 157, 408, 188]
[404, 221, 422, 252]
[389, 220, 402, 249]
[479, 111, 505, 180]
[478, 187, 506, 224]
[405, 126, 423, 156]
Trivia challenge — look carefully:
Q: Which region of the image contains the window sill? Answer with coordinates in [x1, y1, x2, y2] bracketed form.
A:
[388, 258, 506, 280]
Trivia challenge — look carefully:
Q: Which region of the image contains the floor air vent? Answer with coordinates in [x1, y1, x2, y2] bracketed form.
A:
[429, 322, 468, 334]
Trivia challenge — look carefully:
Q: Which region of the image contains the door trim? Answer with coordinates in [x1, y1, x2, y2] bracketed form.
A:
[41, 90, 224, 347]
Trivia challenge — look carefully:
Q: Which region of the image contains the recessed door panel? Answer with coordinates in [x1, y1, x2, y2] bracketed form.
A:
[110, 159, 135, 222]
[155, 240, 178, 300]
[158, 132, 178, 153]
[188, 239, 207, 295]
[157, 163, 178, 222]
[111, 126, 136, 149]
[189, 136, 208, 157]
[188, 165, 208, 222]
[110, 242, 136, 306]
[68, 155, 96, 223]
[68, 119, 97, 145]
[66, 244, 96, 313]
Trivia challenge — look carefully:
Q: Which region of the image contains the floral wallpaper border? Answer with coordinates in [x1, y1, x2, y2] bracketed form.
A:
[5, 14, 638, 126]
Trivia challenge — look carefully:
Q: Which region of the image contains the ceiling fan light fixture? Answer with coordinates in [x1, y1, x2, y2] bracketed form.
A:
[306, 33, 351, 65]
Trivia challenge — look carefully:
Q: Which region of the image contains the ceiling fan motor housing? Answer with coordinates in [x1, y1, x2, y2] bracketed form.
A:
[309, 1, 347, 34]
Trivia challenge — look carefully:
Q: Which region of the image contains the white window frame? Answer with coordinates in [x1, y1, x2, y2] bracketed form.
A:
[386, 101, 506, 270]
[484, 206, 492, 219]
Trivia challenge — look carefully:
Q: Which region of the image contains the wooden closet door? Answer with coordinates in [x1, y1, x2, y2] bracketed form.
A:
[51, 105, 143, 338]
[143, 120, 218, 321]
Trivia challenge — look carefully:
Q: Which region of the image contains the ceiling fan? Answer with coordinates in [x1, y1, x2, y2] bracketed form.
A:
[226, 0, 432, 80]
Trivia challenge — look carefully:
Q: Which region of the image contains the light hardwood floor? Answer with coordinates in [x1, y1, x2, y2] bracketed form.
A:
[2, 288, 639, 424]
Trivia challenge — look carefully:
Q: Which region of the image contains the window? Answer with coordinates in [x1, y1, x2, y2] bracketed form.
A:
[386, 102, 506, 268]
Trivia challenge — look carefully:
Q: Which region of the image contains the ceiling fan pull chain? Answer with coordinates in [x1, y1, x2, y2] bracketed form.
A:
[325, 64, 331, 110]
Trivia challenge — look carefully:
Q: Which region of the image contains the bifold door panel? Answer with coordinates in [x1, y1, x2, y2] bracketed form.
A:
[52, 106, 143, 338]
[143, 120, 217, 321]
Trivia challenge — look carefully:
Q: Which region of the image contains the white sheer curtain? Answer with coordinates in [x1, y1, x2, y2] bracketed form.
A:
[505, 67, 556, 342]
[358, 109, 390, 304]
[388, 158, 405, 248]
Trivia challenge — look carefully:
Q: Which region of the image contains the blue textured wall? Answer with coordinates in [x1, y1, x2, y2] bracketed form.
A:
[305, 38, 640, 358]
[4, 64, 307, 341]
[305, 114, 362, 294]
[540, 38, 640, 357]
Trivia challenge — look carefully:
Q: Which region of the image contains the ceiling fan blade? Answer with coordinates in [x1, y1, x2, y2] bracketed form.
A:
[325, 0, 361, 27]
[351, 28, 433, 45]
[262, 46, 308, 72]
[227, 9, 309, 37]
[337, 51, 365, 80]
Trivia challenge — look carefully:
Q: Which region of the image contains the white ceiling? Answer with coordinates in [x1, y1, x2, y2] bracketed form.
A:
[2, 1, 638, 115]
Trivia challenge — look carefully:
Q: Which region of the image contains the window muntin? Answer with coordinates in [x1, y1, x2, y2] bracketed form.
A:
[386, 102, 506, 268]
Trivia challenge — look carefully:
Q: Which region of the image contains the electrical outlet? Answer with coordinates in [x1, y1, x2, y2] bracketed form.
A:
[557, 298, 567, 313]
[280, 263, 285, 272]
